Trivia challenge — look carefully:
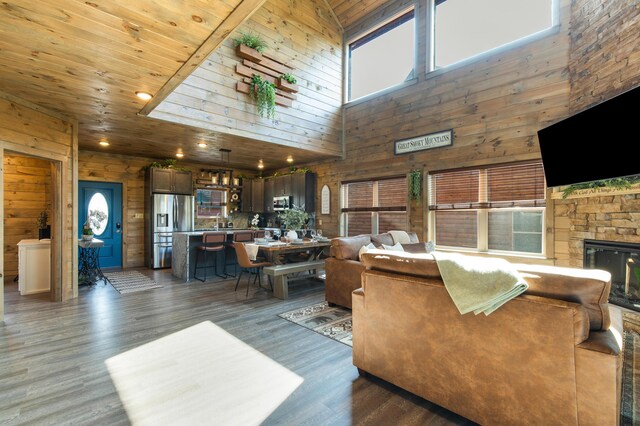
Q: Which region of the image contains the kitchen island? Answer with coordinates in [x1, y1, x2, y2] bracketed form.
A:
[172, 230, 257, 282]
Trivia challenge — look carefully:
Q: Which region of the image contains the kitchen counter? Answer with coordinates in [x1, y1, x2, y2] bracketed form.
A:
[172, 229, 258, 282]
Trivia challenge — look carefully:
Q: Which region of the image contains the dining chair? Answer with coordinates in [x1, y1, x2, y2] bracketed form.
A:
[253, 230, 265, 238]
[225, 231, 255, 276]
[194, 232, 227, 282]
[233, 242, 273, 296]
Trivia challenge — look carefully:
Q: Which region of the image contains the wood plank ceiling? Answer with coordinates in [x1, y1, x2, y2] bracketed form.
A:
[326, 0, 391, 28]
[0, 1, 381, 170]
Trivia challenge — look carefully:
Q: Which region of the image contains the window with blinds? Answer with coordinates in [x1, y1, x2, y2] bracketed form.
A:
[428, 162, 545, 254]
[341, 176, 407, 236]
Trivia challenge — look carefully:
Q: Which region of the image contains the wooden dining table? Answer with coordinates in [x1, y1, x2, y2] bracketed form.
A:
[254, 240, 331, 265]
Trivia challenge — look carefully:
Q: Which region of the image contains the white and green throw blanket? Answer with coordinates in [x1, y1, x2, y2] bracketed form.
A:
[432, 252, 528, 316]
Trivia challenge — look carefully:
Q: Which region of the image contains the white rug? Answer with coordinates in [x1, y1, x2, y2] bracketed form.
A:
[105, 271, 163, 294]
[105, 321, 303, 425]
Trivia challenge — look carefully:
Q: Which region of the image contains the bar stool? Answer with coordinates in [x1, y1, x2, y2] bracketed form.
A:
[194, 232, 227, 282]
[233, 242, 273, 296]
[225, 231, 254, 277]
[253, 230, 265, 238]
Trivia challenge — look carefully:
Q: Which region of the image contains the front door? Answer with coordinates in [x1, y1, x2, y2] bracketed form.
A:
[79, 181, 123, 268]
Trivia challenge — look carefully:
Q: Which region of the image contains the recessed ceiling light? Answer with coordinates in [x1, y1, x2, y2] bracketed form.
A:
[135, 91, 153, 100]
[176, 152, 184, 158]
[99, 140, 109, 147]
[197, 142, 207, 148]
[286, 155, 294, 163]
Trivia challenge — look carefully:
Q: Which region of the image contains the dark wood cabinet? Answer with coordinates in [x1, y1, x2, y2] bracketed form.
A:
[263, 179, 274, 212]
[293, 172, 316, 212]
[273, 174, 291, 196]
[150, 168, 192, 195]
[241, 181, 252, 213]
[251, 179, 264, 213]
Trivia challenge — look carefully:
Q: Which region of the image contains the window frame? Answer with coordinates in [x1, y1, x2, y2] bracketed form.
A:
[340, 175, 408, 236]
[427, 163, 547, 257]
[426, 0, 560, 75]
[345, 7, 417, 104]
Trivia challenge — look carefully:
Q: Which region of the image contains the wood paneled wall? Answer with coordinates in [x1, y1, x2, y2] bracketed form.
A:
[149, 0, 343, 158]
[3, 154, 52, 282]
[307, 0, 572, 242]
[0, 92, 77, 307]
[78, 151, 255, 268]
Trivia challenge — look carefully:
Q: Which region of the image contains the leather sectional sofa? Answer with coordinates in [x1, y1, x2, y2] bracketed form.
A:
[353, 250, 622, 425]
[325, 232, 421, 308]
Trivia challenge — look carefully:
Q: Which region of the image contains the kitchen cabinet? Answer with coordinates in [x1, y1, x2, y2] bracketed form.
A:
[291, 172, 316, 212]
[273, 174, 291, 196]
[150, 168, 192, 195]
[251, 179, 264, 213]
[241, 181, 252, 213]
[263, 179, 274, 212]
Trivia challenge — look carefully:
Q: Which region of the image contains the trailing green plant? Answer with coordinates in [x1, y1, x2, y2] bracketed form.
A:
[144, 159, 188, 171]
[249, 74, 276, 119]
[233, 32, 268, 53]
[278, 205, 309, 230]
[281, 73, 297, 84]
[409, 169, 422, 200]
[561, 176, 640, 198]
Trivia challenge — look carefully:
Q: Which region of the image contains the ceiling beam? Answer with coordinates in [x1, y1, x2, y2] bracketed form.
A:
[138, 0, 268, 116]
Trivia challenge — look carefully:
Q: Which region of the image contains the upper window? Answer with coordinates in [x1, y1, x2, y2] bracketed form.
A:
[341, 176, 407, 236]
[348, 9, 415, 101]
[428, 162, 546, 255]
[434, 0, 554, 68]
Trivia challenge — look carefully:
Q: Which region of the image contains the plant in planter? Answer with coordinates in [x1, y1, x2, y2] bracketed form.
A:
[409, 169, 422, 200]
[278, 205, 308, 240]
[37, 211, 50, 240]
[249, 74, 276, 119]
[233, 32, 268, 53]
[280, 73, 297, 84]
[144, 158, 188, 171]
[81, 221, 94, 241]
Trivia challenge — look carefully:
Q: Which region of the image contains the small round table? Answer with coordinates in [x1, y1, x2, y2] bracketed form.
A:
[78, 238, 107, 285]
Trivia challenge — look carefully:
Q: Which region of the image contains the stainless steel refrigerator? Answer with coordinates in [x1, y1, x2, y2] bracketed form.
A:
[150, 194, 193, 269]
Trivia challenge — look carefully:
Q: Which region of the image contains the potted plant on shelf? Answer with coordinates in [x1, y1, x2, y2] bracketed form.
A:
[277, 73, 299, 93]
[278, 205, 308, 240]
[249, 74, 276, 119]
[233, 32, 268, 61]
[37, 211, 50, 240]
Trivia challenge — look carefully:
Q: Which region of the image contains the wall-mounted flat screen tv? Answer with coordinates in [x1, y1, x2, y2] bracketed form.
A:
[537, 85, 640, 187]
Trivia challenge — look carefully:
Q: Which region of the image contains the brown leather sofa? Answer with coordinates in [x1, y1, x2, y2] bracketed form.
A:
[325, 232, 421, 308]
[354, 251, 622, 425]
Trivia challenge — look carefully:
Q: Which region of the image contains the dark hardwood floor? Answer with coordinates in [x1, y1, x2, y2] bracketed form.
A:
[0, 269, 471, 425]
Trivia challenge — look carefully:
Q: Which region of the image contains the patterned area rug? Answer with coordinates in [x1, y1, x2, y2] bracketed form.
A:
[104, 271, 163, 294]
[622, 312, 640, 425]
[278, 301, 352, 346]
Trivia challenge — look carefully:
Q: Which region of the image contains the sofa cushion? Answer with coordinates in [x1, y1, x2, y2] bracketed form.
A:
[360, 250, 441, 279]
[382, 242, 405, 251]
[514, 263, 612, 331]
[358, 243, 377, 261]
[401, 242, 430, 253]
[371, 233, 394, 246]
[407, 232, 420, 243]
[330, 235, 372, 260]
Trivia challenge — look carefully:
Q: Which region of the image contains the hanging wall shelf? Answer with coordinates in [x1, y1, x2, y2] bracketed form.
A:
[234, 44, 298, 109]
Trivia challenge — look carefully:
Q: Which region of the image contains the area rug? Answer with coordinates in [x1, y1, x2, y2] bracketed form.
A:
[106, 321, 303, 425]
[621, 312, 640, 425]
[104, 271, 163, 294]
[278, 301, 352, 346]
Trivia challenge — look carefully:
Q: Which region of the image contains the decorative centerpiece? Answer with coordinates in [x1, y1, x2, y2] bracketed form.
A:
[278, 205, 308, 240]
[250, 214, 260, 230]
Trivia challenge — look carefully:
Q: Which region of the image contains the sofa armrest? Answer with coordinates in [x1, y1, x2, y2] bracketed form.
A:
[352, 288, 365, 367]
[325, 258, 365, 309]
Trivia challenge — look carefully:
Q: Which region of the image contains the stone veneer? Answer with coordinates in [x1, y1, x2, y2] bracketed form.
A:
[553, 192, 640, 267]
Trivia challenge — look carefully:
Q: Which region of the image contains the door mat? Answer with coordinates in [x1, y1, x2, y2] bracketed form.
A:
[278, 301, 352, 347]
[104, 271, 163, 294]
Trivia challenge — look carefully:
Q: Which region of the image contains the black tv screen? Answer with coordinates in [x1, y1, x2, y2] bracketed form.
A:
[537, 85, 640, 187]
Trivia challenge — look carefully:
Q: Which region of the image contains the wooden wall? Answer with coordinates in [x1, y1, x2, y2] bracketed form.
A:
[3, 154, 52, 283]
[78, 151, 255, 268]
[0, 92, 77, 307]
[149, 0, 343, 157]
[552, 0, 640, 267]
[308, 0, 572, 243]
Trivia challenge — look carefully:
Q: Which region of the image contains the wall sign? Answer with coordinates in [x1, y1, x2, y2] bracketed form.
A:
[394, 129, 453, 155]
[321, 185, 330, 215]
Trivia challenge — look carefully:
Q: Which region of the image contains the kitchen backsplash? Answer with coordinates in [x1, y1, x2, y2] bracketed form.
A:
[194, 212, 250, 230]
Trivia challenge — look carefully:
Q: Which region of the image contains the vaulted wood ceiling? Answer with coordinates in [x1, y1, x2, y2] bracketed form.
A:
[0, 0, 383, 170]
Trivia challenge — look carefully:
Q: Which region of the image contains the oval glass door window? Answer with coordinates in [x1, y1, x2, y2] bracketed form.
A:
[87, 192, 109, 236]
